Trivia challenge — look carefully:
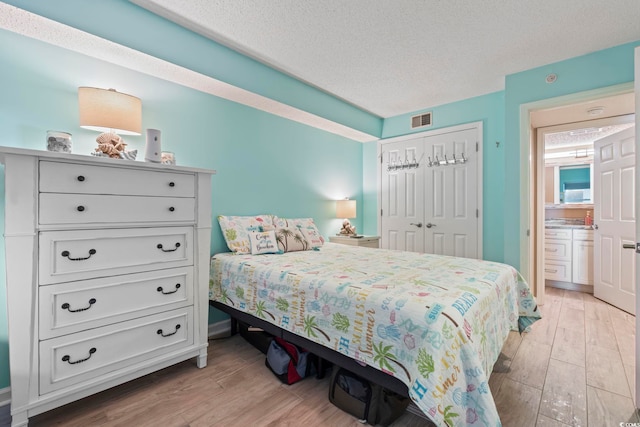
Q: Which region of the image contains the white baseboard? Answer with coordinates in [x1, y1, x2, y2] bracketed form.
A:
[208, 319, 232, 339]
[0, 386, 10, 407]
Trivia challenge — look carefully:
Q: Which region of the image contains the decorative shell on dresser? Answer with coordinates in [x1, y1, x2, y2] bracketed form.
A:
[94, 132, 127, 158]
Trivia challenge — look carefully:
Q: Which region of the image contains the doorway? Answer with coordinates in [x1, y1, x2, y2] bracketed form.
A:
[535, 117, 635, 309]
[522, 86, 635, 306]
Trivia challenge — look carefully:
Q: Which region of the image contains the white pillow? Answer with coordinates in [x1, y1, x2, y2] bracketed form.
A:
[249, 230, 281, 255]
[218, 215, 275, 254]
[300, 227, 323, 249]
[273, 217, 324, 245]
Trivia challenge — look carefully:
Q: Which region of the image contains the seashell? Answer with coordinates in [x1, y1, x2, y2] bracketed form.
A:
[119, 150, 137, 160]
[96, 132, 122, 145]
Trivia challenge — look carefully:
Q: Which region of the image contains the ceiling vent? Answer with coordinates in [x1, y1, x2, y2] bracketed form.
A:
[411, 112, 432, 129]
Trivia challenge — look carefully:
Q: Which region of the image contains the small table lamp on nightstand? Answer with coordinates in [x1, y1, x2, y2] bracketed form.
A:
[336, 198, 357, 237]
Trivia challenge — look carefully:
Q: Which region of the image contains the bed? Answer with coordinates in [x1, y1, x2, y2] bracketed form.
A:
[209, 242, 540, 426]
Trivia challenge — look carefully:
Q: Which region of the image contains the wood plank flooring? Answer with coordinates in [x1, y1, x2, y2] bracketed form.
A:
[0, 287, 637, 426]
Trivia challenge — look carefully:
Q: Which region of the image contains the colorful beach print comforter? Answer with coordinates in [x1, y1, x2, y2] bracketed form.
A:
[210, 243, 540, 426]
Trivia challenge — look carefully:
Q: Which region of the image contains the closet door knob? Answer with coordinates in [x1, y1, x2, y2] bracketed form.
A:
[410, 222, 423, 228]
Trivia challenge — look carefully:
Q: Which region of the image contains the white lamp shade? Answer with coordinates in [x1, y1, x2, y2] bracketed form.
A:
[78, 87, 142, 135]
[336, 199, 356, 219]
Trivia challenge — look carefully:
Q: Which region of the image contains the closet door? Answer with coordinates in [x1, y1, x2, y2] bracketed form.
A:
[380, 138, 425, 252]
[424, 128, 478, 258]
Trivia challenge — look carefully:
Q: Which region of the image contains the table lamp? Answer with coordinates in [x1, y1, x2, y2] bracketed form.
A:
[336, 198, 357, 236]
[79, 87, 142, 157]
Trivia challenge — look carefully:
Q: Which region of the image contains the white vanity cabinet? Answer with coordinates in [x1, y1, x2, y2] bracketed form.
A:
[544, 227, 593, 285]
[0, 147, 214, 427]
[544, 228, 573, 282]
[572, 229, 594, 285]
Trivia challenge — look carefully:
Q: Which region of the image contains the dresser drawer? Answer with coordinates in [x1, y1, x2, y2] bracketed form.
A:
[544, 260, 572, 282]
[39, 267, 193, 339]
[544, 239, 572, 261]
[39, 194, 195, 225]
[39, 227, 193, 285]
[39, 161, 195, 197]
[544, 228, 572, 240]
[39, 307, 193, 394]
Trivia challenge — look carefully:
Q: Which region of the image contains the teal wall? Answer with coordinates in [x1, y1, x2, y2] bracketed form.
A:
[502, 40, 640, 268]
[0, 27, 365, 389]
[364, 92, 506, 262]
[559, 167, 590, 202]
[2, 0, 382, 138]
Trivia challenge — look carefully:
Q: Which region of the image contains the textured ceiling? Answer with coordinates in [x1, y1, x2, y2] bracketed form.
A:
[131, 0, 640, 118]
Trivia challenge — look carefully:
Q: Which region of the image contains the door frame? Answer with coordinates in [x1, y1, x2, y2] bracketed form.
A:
[534, 115, 635, 306]
[520, 82, 634, 304]
[377, 121, 484, 258]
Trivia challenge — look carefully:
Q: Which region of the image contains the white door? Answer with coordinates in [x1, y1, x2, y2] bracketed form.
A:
[379, 124, 481, 258]
[594, 126, 636, 314]
[423, 128, 479, 258]
[380, 138, 425, 252]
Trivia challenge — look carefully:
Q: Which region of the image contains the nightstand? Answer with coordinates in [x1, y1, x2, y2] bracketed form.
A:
[328, 235, 380, 248]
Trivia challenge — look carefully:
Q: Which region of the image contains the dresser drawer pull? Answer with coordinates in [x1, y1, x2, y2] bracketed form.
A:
[157, 284, 181, 295]
[62, 298, 97, 313]
[545, 248, 558, 252]
[77, 175, 85, 182]
[169, 182, 175, 187]
[77, 205, 85, 212]
[62, 347, 97, 365]
[61, 249, 97, 261]
[169, 207, 175, 212]
[157, 242, 181, 252]
[545, 269, 557, 273]
[157, 324, 181, 337]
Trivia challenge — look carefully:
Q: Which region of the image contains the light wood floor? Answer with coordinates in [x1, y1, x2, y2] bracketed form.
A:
[0, 287, 637, 426]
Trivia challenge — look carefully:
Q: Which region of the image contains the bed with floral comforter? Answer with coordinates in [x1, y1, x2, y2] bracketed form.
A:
[209, 243, 540, 426]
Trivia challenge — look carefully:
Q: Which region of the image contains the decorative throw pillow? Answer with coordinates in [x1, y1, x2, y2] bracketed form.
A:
[300, 227, 323, 249]
[273, 217, 325, 245]
[275, 226, 309, 253]
[218, 215, 275, 254]
[249, 230, 281, 255]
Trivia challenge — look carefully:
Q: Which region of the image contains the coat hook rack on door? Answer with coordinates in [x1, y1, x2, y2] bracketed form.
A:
[427, 153, 467, 167]
[386, 153, 424, 171]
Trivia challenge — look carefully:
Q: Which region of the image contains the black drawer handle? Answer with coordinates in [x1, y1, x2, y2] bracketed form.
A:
[61, 249, 96, 261]
[157, 242, 181, 252]
[62, 298, 97, 312]
[157, 324, 181, 337]
[157, 284, 181, 295]
[169, 182, 175, 187]
[169, 207, 175, 212]
[77, 175, 85, 182]
[77, 205, 85, 212]
[62, 347, 96, 364]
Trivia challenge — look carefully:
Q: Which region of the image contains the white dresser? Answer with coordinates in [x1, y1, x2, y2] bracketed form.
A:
[0, 147, 214, 427]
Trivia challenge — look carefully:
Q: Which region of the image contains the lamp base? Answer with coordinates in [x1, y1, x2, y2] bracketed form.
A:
[338, 219, 357, 236]
[95, 132, 126, 158]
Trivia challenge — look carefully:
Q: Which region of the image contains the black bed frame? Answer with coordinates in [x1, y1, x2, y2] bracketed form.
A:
[209, 300, 410, 397]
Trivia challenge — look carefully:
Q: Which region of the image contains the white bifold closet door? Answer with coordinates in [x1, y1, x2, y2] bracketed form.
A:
[380, 123, 481, 259]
